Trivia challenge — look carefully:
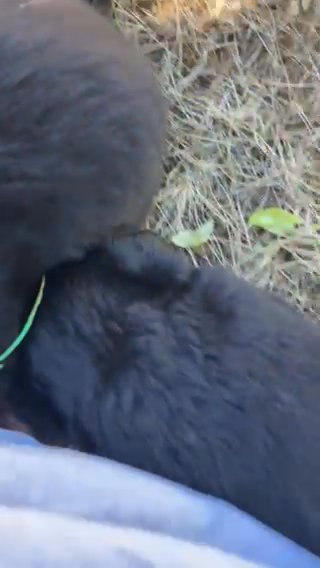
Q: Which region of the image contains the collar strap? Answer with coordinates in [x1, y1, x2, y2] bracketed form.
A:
[0, 276, 46, 369]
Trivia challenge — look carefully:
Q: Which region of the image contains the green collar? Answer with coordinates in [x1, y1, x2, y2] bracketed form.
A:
[0, 276, 46, 369]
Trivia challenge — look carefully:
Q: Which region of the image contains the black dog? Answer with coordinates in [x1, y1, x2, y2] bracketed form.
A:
[3, 232, 320, 556]
[0, 0, 166, 355]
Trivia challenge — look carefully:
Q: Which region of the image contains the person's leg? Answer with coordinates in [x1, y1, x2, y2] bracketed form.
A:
[0, 427, 40, 448]
[0, 438, 318, 567]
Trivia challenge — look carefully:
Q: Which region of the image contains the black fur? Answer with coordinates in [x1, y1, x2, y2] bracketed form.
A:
[87, 0, 112, 14]
[0, 0, 166, 353]
[4, 232, 320, 556]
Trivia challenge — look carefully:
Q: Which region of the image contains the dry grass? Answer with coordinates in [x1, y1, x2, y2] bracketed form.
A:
[113, 0, 320, 317]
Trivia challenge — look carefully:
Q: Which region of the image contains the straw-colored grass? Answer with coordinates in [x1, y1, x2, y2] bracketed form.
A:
[113, 0, 320, 317]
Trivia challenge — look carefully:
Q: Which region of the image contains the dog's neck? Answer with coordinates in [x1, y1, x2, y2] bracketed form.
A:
[0, 256, 41, 360]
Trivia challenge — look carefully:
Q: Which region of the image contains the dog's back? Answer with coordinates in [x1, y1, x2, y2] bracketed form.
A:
[7, 232, 320, 555]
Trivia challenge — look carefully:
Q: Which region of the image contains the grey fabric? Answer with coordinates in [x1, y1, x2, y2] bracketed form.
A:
[0, 507, 261, 568]
[0, 441, 318, 567]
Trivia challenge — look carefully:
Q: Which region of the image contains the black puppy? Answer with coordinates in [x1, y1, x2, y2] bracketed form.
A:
[4, 231, 320, 556]
[0, 0, 165, 354]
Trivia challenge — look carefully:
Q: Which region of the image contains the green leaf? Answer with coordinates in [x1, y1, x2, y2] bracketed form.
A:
[248, 208, 303, 236]
[171, 220, 214, 250]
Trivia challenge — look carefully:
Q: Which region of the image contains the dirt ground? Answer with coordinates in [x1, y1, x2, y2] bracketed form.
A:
[112, 0, 320, 317]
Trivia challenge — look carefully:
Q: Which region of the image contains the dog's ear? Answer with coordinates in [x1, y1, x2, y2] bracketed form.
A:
[104, 231, 193, 290]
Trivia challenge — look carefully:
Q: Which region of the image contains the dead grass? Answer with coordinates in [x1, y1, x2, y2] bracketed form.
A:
[113, 0, 320, 317]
